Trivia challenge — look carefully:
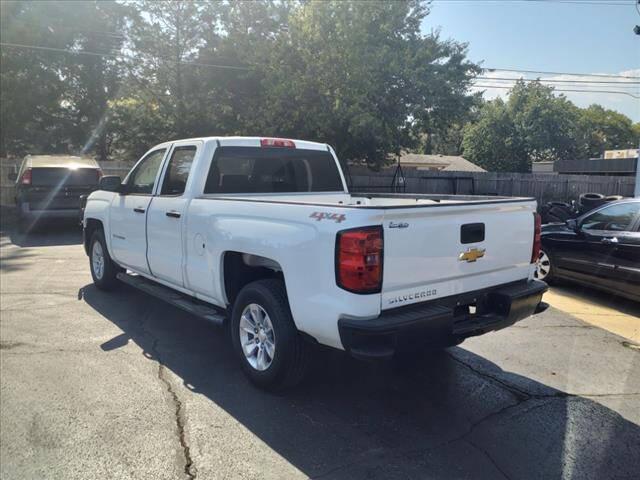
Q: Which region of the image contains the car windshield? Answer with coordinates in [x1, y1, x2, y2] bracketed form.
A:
[31, 168, 99, 186]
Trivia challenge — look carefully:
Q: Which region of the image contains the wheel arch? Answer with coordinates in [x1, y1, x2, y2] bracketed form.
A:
[84, 218, 104, 256]
[222, 251, 286, 307]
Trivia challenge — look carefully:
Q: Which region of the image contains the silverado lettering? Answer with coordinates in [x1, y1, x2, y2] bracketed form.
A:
[388, 289, 438, 306]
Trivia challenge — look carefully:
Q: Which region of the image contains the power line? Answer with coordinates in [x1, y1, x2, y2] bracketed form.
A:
[6, 18, 638, 80]
[483, 68, 640, 79]
[5, 18, 125, 40]
[475, 76, 640, 85]
[473, 84, 640, 98]
[3, 41, 638, 88]
[432, 0, 634, 5]
[0, 42, 252, 71]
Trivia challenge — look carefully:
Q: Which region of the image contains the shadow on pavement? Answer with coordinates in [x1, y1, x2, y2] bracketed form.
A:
[82, 283, 640, 479]
[0, 209, 82, 248]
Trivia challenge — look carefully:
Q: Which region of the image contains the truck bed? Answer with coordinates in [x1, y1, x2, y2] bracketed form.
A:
[199, 192, 535, 208]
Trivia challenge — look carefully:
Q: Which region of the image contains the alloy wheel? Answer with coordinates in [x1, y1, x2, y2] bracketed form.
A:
[239, 303, 276, 371]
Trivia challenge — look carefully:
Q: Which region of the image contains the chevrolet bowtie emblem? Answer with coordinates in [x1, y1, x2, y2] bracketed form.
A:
[459, 247, 485, 263]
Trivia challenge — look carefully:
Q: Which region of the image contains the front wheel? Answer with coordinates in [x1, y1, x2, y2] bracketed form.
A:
[534, 249, 554, 283]
[90, 230, 120, 290]
[230, 279, 312, 391]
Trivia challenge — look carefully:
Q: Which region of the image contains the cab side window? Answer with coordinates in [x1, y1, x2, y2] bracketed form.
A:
[581, 203, 639, 232]
[160, 146, 197, 196]
[128, 149, 166, 195]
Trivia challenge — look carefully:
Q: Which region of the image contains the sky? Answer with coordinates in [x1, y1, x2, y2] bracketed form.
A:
[422, 0, 640, 121]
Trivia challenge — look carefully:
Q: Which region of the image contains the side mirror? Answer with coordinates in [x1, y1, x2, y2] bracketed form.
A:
[99, 175, 123, 192]
[566, 218, 579, 232]
[8, 172, 17, 181]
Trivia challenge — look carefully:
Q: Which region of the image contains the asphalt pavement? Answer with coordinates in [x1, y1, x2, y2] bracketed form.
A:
[1, 223, 639, 480]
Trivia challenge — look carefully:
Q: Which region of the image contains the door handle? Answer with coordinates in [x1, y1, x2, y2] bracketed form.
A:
[166, 211, 181, 219]
[133, 207, 146, 214]
[601, 237, 619, 245]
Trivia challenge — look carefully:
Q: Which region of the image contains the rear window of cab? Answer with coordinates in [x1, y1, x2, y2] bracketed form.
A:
[204, 147, 343, 194]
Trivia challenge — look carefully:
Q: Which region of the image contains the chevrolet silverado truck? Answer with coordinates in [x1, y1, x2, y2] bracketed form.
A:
[83, 137, 548, 389]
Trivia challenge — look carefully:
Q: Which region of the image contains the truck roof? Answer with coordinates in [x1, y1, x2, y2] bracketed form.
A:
[153, 136, 331, 152]
[24, 155, 100, 169]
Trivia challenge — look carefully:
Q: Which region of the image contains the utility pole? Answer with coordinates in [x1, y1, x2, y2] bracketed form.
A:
[635, 141, 640, 197]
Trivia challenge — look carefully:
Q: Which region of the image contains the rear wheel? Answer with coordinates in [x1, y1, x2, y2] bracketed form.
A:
[230, 279, 311, 391]
[534, 249, 554, 283]
[90, 230, 119, 290]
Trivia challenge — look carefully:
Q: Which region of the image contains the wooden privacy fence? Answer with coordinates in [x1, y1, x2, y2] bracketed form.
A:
[348, 167, 636, 206]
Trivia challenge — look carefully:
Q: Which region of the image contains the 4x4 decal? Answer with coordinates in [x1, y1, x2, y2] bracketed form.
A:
[310, 211, 346, 223]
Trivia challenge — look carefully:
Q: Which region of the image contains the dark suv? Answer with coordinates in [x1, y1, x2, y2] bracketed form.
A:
[10, 155, 102, 229]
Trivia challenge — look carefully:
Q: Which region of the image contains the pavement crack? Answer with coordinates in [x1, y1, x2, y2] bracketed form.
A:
[465, 437, 512, 479]
[139, 313, 196, 480]
[446, 352, 531, 400]
[157, 357, 196, 480]
[447, 352, 640, 401]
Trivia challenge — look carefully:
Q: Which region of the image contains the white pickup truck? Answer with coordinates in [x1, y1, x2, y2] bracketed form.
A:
[83, 137, 547, 389]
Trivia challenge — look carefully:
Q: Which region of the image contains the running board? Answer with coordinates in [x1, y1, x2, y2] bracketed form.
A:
[116, 272, 226, 326]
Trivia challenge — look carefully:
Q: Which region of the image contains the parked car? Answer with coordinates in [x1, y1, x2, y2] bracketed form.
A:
[535, 199, 640, 302]
[83, 137, 548, 389]
[539, 193, 625, 225]
[10, 155, 102, 230]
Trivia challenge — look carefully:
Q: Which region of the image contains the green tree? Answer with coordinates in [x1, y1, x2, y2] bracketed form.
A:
[578, 104, 637, 158]
[123, 0, 220, 140]
[0, 1, 72, 156]
[1, 0, 480, 166]
[250, 0, 479, 168]
[0, 0, 130, 159]
[463, 81, 583, 172]
[508, 81, 582, 164]
[461, 98, 523, 171]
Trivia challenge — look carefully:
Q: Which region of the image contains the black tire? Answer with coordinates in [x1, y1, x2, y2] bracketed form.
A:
[547, 205, 574, 222]
[580, 192, 604, 201]
[230, 279, 312, 391]
[89, 229, 120, 291]
[579, 193, 605, 212]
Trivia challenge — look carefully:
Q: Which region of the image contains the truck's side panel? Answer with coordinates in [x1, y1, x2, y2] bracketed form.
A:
[184, 198, 382, 349]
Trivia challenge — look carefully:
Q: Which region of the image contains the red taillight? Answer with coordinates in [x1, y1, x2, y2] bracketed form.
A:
[531, 212, 541, 264]
[20, 168, 32, 185]
[260, 138, 296, 148]
[97, 169, 103, 180]
[336, 226, 383, 294]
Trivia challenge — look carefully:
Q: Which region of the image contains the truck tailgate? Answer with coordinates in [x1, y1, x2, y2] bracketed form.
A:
[381, 201, 536, 310]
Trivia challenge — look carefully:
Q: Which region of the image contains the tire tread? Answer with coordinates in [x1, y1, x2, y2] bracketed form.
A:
[231, 278, 311, 390]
